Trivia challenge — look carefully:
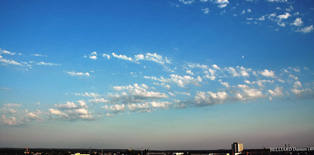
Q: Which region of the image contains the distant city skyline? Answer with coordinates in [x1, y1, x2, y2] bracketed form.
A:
[0, 0, 314, 149]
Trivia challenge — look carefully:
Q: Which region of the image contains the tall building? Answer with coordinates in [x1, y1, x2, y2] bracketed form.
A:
[232, 142, 243, 154]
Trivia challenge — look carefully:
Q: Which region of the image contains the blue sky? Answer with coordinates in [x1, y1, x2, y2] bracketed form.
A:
[0, 0, 314, 150]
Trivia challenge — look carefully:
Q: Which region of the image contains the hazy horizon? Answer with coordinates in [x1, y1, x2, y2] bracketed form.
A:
[0, 0, 314, 150]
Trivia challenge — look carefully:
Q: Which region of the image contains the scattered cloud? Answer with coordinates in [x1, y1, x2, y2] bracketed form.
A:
[31, 54, 46, 57]
[106, 104, 125, 114]
[179, 0, 195, 5]
[268, 87, 283, 96]
[277, 13, 290, 20]
[259, 69, 275, 78]
[127, 103, 150, 112]
[0, 49, 15, 55]
[214, 0, 229, 8]
[111, 83, 168, 102]
[0, 55, 22, 66]
[225, 67, 240, 77]
[202, 8, 210, 14]
[86, 51, 98, 60]
[4, 103, 22, 107]
[237, 84, 263, 100]
[73, 92, 100, 98]
[194, 91, 228, 106]
[0, 105, 43, 126]
[67, 71, 90, 77]
[0, 115, 19, 126]
[103, 53, 110, 59]
[89, 98, 109, 104]
[291, 18, 303, 27]
[297, 25, 314, 33]
[49, 101, 93, 120]
[144, 74, 202, 87]
[267, 0, 287, 2]
[112, 52, 133, 62]
[36, 62, 60, 66]
[150, 101, 172, 108]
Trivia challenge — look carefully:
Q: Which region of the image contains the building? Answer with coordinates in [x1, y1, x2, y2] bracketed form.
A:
[232, 142, 243, 154]
[147, 153, 166, 155]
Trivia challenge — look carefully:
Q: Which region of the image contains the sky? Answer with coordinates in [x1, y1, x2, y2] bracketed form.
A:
[0, 0, 314, 150]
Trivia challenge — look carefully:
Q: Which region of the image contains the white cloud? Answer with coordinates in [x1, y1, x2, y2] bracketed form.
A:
[277, 13, 290, 20]
[106, 113, 115, 117]
[238, 66, 251, 77]
[89, 98, 108, 103]
[202, 8, 210, 14]
[128, 103, 150, 112]
[50, 101, 93, 120]
[103, 53, 110, 59]
[74, 92, 100, 98]
[144, 74, 202, 87]
[267, 0, 287, 2]
[238, 84, 263, 99]
[298, 25, 314, 33]
[144, 53, 171, 65]
[75, 108, 88, 115]
[187, 63, 208, 69]
[268, 13, 277, 19]
[25, 110, 42, 122]
[88, 51, 98, 60]
[212, 64, 220, 70]
[134, 54, 144, 61]
[179, 0, 195, 5]
[226, 67, 240, 77]
[291, 18, 303, 27]
[89, 55, 97, 59]
[256, 80, 274, 87]
[0, 49, 15, 55]
[36, 62, 59, 66]
[55, 102, 77, 109]
[150, 101, 172, 108]
[291, 88, 314, 99]
[112, 52, 133, 62]
[289, 74, 298, 80]
[200, 0, 208, 2]
[169, 92, 175, 96]
[0, 55, 22, 66]
[67, 71, 90, 77]
[268, 87, 283, 96]
[257, 16, 265, 21]
[31, 54, 46, 57]
[77, 100, 88, 108]
[186, 70, 194, 75]
[49, 108, 67, 116]
[110, 52, 171, 65]
[0, 107, 17, 114]
[108, 104, 125, 113]
[214, 0, 229, 8]
[206, 68, 216, 80]
[259, 69, 275, 78]
[4, 103, 22, 107]
[160, 83, 171, 90]
[194, 91, 228, 105]
[175, 91, 191, 96]
[294, 81, 302, 88]
[0, 115, 18, 126]
[218, 80, 230, 88]
[112, 83, 168, 99]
